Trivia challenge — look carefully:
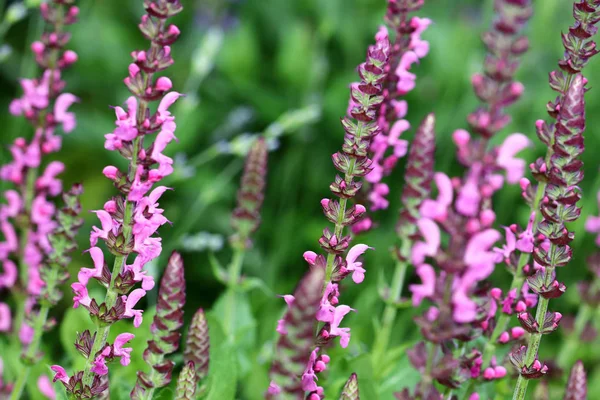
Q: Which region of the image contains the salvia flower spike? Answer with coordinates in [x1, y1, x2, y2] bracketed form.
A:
[51, 0, 183, 395]
[353, 0, 430, 232]
[132, 252, 186, 399]
[174, 361, 197, 400]
[563, 361, 587, 400]
[267, 268, 324, 398]
[1, 0, 79, 352]
[9, 184, 84, 399]
[339, 373, 359, 400]
[230, 137, 268, 250]
[510, 2, 600, 397]
[396, 113, 436, 256]
[371, 113, 435, 373]
[184, 308, 210, 383]
[512, 72, 587, 400]
[295, 33, 390, 399]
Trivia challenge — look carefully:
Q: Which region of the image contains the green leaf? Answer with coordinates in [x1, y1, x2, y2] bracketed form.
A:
[205, 343, 238, 400]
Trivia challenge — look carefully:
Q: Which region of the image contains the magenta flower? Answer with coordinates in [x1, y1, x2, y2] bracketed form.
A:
[409, 264, 436, 306]
[420, 172, 453, 221]
[496, 133, 531, 184]
[411, 219, 440, 265]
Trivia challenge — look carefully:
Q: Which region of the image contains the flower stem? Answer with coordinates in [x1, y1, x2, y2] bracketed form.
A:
[224, 247, 246, 340]
[9, 304, 49, 400]
[323, 121, 364, 292]
[372, 242, 411, 378]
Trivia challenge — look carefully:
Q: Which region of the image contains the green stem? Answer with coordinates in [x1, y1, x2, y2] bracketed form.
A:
[372, 242, 411, 378]
[224, 248, 246, 340]
[512, 202, 564, 400]
[322, 121, 365, 292]
[9, 304, 49, 400]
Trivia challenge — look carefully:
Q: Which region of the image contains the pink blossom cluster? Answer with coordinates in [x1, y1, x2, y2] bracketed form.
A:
[0, 0, 79, 342]
[352, 15, 431, 233]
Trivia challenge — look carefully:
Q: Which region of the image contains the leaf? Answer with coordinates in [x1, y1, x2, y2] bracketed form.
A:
[211, 290, 257, 348]
[205, 343, 238, 400]
[238, 276, 272, 296]
[208, 251, 228, 284]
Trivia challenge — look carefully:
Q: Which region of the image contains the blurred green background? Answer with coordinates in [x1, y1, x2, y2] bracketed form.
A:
[1, 0, 600, 398]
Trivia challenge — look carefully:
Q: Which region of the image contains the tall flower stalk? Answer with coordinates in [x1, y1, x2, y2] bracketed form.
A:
[0, 0, 79, 353]
[10, 184, 83, 400]
[132, 252, 186, 399]
[221, 137, 268, 339]
[353, 0, 430, 233]
[511, 72, 587, 400]
[267, 268, 324, 398]
[51, 0, 183, 395]
[371, 113, 435, 374]
[279, 33, 390, 399]
[400, 0, 533, 396]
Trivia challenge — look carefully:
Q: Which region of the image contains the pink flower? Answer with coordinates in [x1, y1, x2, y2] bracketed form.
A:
[456, 172, 481, 217]
[586, 191, 600, 245]
[123, 288, 146, 327]
[1, 190, 22, 218]
[37, 375, 56, 400]
[395, 51, 419, 94]
[367, 183, 390, 211]
[54, 93, 78, 133]
[516, 212, 535, 253]
[268, 381, 282, 395]
[409, 264, 436, 306]
[114, 96, 139, 139]
[301, 348, 320, 392]
[0, 303, 11, 332]
[409, 17, 432, 58]
[276, 319, 287, 335]
[123, 256, 155, 291]
[72, 282, 92, 308]
[91, 346, 111, 375]
[303, 251, 317, 265]
[375, 25, 388, 41]
[31, 195, 55, 225]
[494, 226, 516, 261]
[496, 133, 530, 184]
[90, 210, 117, 246]
[280, 294, 295, 307]
[420, 173, 453, 221]
[345, 243, 372, 283]
[36, 161, 64, 196]
[128, 165, 154, 201]
[77, 247, 105, 286]
[0, 259, 17, 288]
[412, 219, 440, 265]
[328, 305, 353, 348]
[156, 91, 182, 124]
[50, 365, 69, 384]
[20, 322, 34, 344]
[113, 332, 135, 366]
[464, 229, 501, 273]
